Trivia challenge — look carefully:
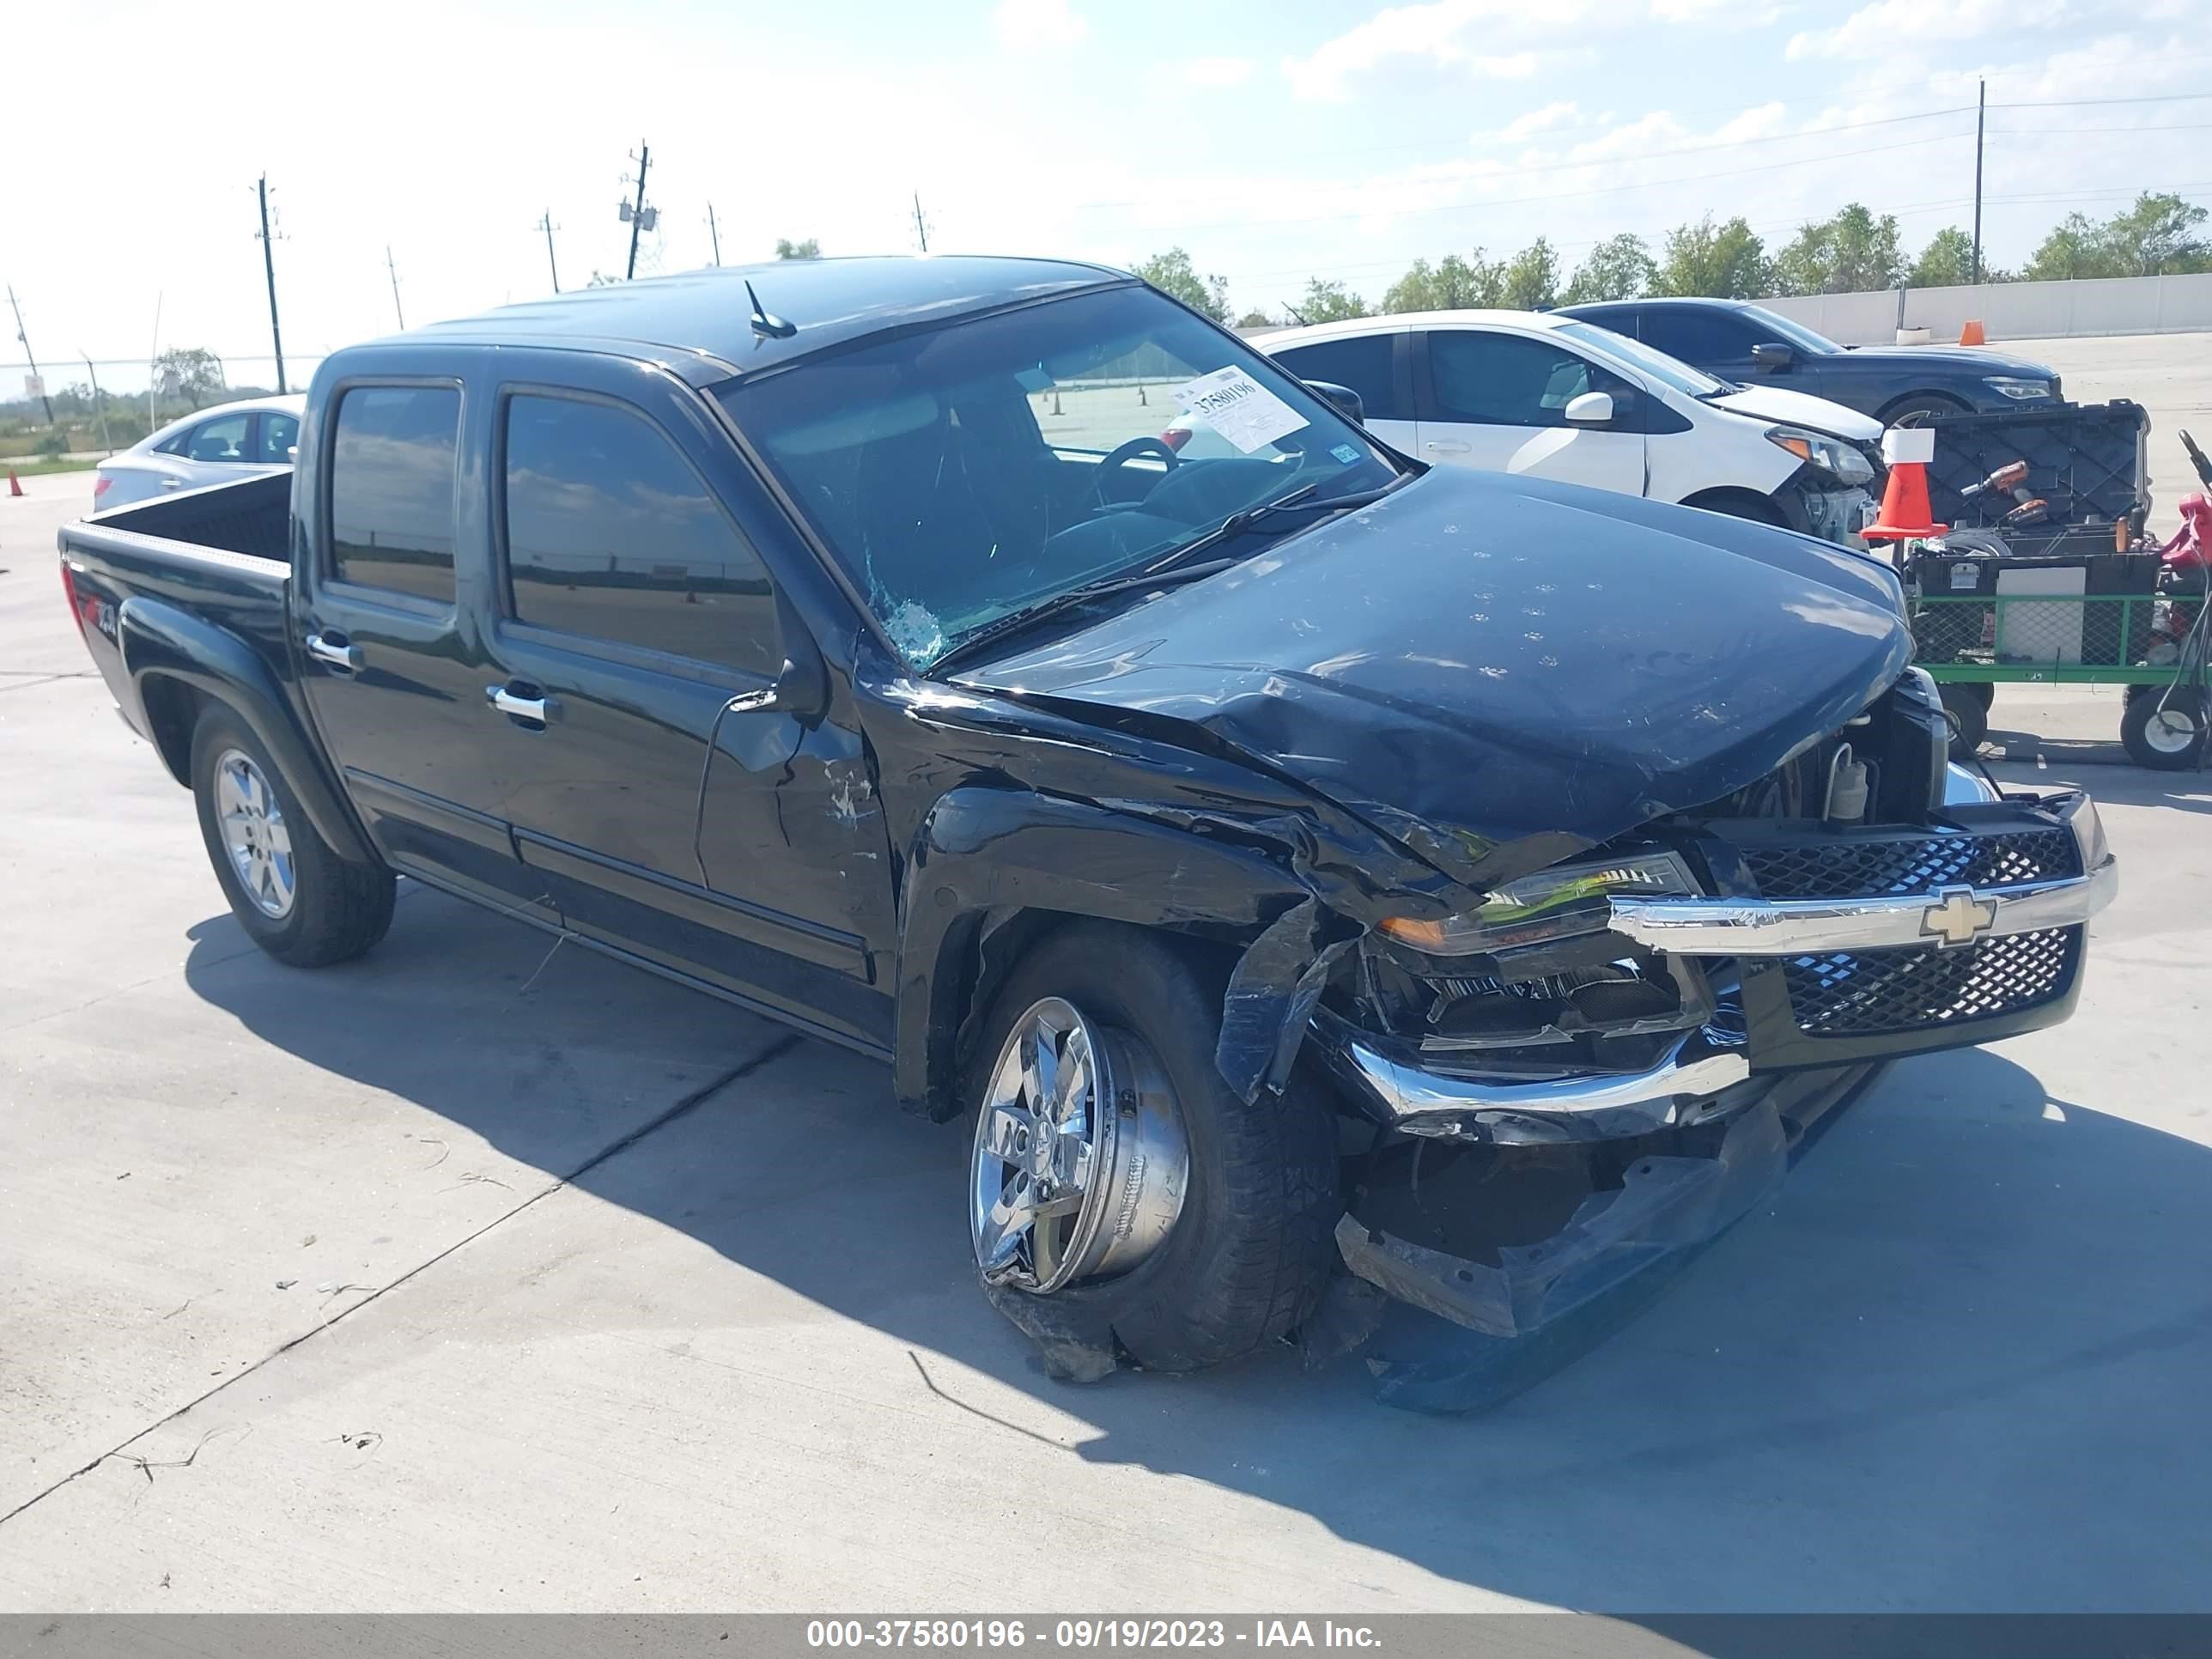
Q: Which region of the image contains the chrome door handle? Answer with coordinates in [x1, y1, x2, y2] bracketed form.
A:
[304, 632, 362, 669]
[485, 684, 550, 722]
[160, 477, 184, 489]
[1424, 441, 1471, 454]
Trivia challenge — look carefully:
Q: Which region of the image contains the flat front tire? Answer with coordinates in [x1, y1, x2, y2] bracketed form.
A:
[968, 921, 1340, 1373]
[190, 704, 395, 966]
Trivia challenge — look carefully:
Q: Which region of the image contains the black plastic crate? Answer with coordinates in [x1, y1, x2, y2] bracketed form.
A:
[1923, 400, 2150, 534]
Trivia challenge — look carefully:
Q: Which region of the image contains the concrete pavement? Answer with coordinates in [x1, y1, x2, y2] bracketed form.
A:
[3, 398, 2209, 1615]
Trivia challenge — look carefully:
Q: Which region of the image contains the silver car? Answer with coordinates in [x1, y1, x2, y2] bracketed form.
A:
[93, 394, 307, 510]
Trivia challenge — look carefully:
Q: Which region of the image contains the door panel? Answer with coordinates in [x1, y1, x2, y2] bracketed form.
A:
[295, 375, 550, 918]
[1413, 328, 1644, 495]
[486, 374, 896, 1051]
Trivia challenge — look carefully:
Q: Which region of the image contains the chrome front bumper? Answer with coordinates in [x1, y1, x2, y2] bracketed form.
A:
[1319, 793, 2116, 1140]
[1607, 854, 2117, 957]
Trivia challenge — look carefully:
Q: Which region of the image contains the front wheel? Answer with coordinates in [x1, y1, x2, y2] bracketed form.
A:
[968, 921, 1340, 1374]
[2121, 687, 2208, 770]
[190, 704, 397, 966]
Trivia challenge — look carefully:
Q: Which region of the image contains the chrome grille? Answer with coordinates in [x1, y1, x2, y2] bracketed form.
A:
[1741, 829, 2079, 902]
[1782, 927, 2080, 1037]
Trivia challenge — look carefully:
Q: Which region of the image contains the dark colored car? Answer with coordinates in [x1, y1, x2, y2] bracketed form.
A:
[58, 258, 2115, 1382]
[1557, 297, 2063, 424]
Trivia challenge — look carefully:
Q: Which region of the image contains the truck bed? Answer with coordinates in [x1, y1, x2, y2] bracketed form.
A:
[58, 471, 297, 754]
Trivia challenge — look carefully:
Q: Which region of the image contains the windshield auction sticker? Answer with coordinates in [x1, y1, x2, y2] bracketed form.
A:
[1170, 367, 1309, 453]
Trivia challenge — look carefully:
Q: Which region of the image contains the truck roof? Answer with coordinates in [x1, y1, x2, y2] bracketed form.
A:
[404, 255, 1132, 381]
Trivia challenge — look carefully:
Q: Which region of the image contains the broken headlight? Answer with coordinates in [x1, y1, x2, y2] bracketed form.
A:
[1767, 426, 1875, 486]
[1377, 851, 1702, 957]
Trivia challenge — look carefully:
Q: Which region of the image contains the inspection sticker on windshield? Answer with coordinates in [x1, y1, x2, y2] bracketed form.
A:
[1170, 367, 1308, 453]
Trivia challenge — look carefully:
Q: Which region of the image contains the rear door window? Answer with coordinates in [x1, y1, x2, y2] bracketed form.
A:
[327, 385, 463, 604]
[500, 393, 778, 677]
[185, 413, 251, 463]
[1270, 335, 1407, 422]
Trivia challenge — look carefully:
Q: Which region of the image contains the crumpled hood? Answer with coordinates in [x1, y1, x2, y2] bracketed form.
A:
[1708, 384, 1882, 442]
[962, 466, 1911, 890]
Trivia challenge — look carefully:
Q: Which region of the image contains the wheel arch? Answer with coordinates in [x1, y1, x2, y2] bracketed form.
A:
[894, 787, 1304, 1121]
[117, 594, 376, 865]
[1875, 389, 1971, 423]
[1681, 484, 1789, 526]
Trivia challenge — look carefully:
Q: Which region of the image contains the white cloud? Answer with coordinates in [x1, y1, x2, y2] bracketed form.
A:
[1495, 100, 1580, 143]
[1787, 0, 2067, 61]
[1470, 52, 1540, 78]
[1179, 56, 1255, 87]
[1650, 0, 1787, 21]
[993, 0, 1088, 54]
[1281, 0, 1586, 100]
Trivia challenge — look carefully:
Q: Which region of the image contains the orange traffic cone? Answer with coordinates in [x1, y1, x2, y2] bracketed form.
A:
[1960, 319, 1986, 346]
[1862, 426, 1948, 544]
[7, 470, 21, 497]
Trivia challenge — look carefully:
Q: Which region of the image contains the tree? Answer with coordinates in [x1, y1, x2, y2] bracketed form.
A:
[1297, 279, 1369, 323]
[1908, 227, 1978, 289]
[1563, 234, 1656, 303]
[1498, 238, 1560, 310]
[2099, 191, 2209, 276]
[775, 238, 823, 260]
[1654, 215, 1768, 298]
[2021, 215, 2106, 282]
[1382, 252, 1500, 313]
[1133, 247, 1231, 323]
[153, 348, 224, 410]
[1234, 308, 1277, 329]
[1770, 204, 1903, 295]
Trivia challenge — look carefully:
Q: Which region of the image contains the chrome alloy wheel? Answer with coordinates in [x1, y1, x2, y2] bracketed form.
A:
[214, 748, 296, 919]
[971, 997, 1189, 1293]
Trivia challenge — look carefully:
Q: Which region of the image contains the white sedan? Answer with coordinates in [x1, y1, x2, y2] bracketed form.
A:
[93, 394, 306, 510]
[1170, 311, 1885, 545]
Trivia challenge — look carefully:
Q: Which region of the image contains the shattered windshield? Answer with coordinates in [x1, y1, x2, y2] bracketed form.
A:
[717, 283, 1399, 669]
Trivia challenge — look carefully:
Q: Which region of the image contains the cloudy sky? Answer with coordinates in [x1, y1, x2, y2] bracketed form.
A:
[8, 0, 2208, 388]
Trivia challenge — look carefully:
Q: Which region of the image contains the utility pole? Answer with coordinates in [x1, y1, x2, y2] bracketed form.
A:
[8, 286, 55, 425]
[623, 143, 652, 281]
[539, 213, 562, 293]
[912, 191, 929, 253]
[256, 173, 288, 393]
[1970, 78, 1986, 287]
[706, 203, 722, 266]
[386, 245, 406, 330]
[82, 353, 113, 456]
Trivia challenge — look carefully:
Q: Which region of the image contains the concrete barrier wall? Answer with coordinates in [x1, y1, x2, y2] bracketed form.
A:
[1759, 273, 2212, 344]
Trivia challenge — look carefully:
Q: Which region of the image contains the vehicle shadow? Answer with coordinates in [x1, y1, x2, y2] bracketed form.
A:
[180, 894, 2212, 1613]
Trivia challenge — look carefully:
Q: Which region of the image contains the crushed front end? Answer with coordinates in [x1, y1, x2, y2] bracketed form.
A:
[1309, 670, 2117, 1365]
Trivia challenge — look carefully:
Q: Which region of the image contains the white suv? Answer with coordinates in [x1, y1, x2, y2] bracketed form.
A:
[1194, 311, 1885, 545]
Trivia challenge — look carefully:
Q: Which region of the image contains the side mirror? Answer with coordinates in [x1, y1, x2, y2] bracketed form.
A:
[286, 446, 298, 461]
[1304, 379, 1365, 426]
[1751, 343, 1794, 372]
[723, 596, 830, 725]
[1563, 390, 1614, 427]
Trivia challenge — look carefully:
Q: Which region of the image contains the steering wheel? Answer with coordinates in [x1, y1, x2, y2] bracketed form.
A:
[1091, 435, 1180, 509]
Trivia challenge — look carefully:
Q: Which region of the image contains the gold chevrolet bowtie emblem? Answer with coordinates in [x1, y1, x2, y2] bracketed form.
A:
[1921, 885, 1998, 948]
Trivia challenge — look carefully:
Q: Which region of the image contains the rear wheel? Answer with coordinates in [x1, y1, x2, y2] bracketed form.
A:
[968, 921, 1340, 1374]
[2121, 687, 2208, 771]
[190, 705, 396, 966]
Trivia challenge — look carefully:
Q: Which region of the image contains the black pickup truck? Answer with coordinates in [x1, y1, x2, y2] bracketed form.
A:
[58, 257, 2117, 1380]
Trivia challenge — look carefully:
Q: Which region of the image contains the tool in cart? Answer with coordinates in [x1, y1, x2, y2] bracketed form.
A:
[1958, 459, 2053, 530]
